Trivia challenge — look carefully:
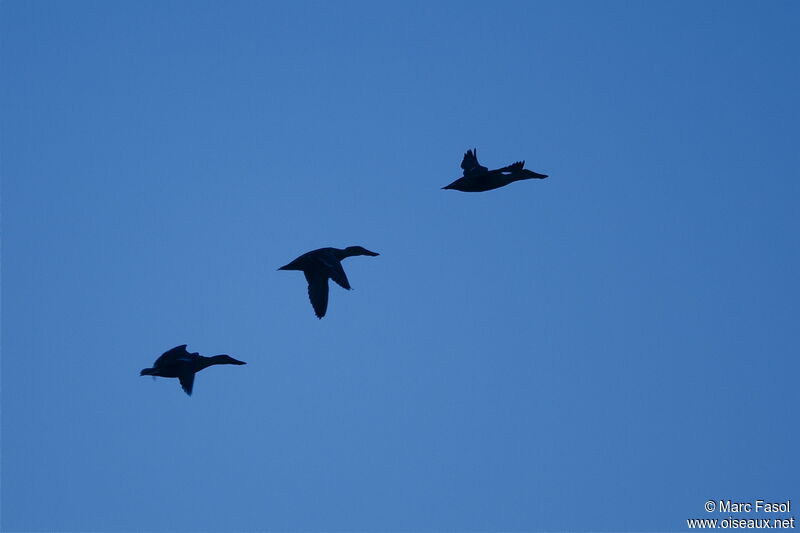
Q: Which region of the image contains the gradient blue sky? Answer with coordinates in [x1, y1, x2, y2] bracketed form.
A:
[2, 1, 798, 531]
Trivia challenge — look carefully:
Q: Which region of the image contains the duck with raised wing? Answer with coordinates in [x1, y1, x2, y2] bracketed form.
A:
[278, 246, 379, 319]
[140, 344, 246, 396]
[442, 148, 548, 192]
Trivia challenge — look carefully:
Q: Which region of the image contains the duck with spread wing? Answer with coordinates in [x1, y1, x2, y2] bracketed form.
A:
[442, 148, 548, 192]
[140, 344, 246, 396]
[278, 246, 379, 319]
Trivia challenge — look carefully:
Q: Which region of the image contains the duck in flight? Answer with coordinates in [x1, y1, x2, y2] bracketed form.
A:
[278, 246, 379, 319]
[442, 148, 548, 192]
[140, 344, 246, 396]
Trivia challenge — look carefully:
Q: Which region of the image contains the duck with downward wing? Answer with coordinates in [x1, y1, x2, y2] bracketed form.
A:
[442, 148, 548, 192]
[140, 344, 246, 396]
[278, 246, 379, 319]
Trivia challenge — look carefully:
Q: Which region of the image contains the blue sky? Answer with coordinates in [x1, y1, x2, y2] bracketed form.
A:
[2, 1, 798, 531]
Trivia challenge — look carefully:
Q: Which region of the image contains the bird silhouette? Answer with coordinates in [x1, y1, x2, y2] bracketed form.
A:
[442, 148, 548, 192]
[278, 246, 379, 318]
[140, 344, 246, 396]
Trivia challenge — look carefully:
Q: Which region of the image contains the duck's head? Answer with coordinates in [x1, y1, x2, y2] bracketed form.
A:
[213, 355, 247, 365]
[520, 168, 549, 179]
[344, 246, 379, 257]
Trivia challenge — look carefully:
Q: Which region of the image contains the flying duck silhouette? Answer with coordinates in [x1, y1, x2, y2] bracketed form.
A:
[278, 246, 379, 318]
[442, 148, 548, 192]
[139, 344, 246, 396]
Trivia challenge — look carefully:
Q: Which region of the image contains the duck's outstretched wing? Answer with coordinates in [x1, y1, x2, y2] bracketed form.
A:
[304, 272, 330, 318]
[327, 261, 351, 290]
[499, 161, 526, 173]
[314, 252, 351, 290]
[178, 371, 195, 396]
[153, 344, 189, 367]
[461, 148, 488, 176]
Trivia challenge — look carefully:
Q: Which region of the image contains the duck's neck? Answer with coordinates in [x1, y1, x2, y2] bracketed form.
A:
[333, 248, 358, 260]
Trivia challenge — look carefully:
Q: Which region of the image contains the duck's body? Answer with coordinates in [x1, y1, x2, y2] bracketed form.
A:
[140, 344, 246, 396]
[442, 149, 548, 192]
[278, 246, 379, 318]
